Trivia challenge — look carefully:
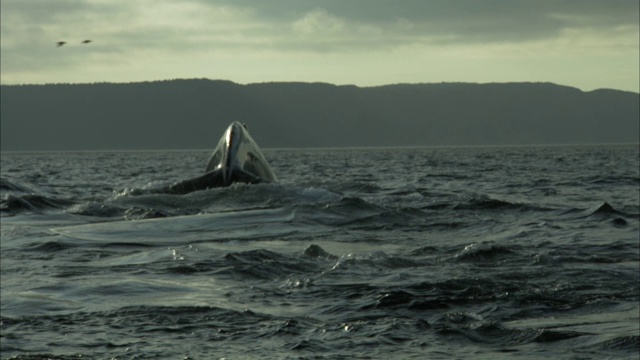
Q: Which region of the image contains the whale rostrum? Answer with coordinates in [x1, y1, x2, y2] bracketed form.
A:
[167, 122, 276, 194]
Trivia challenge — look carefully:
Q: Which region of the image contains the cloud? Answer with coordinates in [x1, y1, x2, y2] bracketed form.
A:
[292, 9, 346, 35]
[206, 0, 639, 44]
[4, 0, 636, 54]
[0, 0, 637, 90]
[0, 0, 256, 79]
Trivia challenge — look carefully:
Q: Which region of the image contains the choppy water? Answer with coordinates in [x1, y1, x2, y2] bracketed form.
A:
[1, 145, 639, 359]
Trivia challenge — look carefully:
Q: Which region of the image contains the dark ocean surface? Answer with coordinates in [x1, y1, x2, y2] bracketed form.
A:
[1, 145, 638, 359]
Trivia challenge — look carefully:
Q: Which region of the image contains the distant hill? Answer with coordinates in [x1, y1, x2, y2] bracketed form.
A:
[1, 79, 638, 151]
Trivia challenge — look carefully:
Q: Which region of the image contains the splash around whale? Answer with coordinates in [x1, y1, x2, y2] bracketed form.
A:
[166, 122, 276, 194]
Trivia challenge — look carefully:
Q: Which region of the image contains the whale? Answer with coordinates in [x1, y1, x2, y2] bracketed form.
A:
[166, 122, 276, 194]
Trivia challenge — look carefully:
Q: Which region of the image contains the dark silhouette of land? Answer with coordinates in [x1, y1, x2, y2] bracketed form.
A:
[1, 79, 638, 151]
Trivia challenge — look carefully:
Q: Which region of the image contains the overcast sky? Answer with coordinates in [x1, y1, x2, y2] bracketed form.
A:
[1, 0, 638, 92]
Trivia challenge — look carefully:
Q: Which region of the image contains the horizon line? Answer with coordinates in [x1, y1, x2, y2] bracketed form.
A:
[1, 78, 637, 94]
[2, 142, 638, 154]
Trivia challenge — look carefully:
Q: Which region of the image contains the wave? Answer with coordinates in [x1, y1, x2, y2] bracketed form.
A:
[577, 201, 639, 219]
[220, 249, 322, 280]
[67, 203, 174, 220]
[0, 177, 41, 194]
[66, 201, 181, 220]
[0, 177, 75, 215]
[581, 335, 640, 352]
[0, 194, 75, 214]
[532, 241, 640, 265]
[415, 194, 555, 215]
[588, 202, 640, 228]
[452, 194, 544, 212]
[589, 201, 620, 215]
[432, 311, 591, 345]
[23, 240, 77, 252]
[583, 175, 640, 186]
[41, 179, 566, 232]
[172, 245, 421, 282]
[162, 245, 339, 277]
[303, 244, 339, 260]
[105, 182, 342, 215]
[103, 181, 561, 227]
[451, 242, 516, 263]
[555, 201, 638, 227]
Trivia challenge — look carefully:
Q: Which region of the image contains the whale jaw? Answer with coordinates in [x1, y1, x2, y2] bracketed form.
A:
[166, 122, 275, 194]
[205, 122, 277, 186]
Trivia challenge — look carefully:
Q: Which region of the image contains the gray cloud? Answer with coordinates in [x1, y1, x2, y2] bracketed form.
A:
[206, 0, 637, 23]
[4, 0, 637, 53]
[206, 0, 639, 43]
[1, 0, 637, 90]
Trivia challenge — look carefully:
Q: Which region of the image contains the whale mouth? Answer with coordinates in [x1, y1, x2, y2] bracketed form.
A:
[223, 122, 245, 184]
[205, 121, 277, 186]
[164, 122, 276, 194]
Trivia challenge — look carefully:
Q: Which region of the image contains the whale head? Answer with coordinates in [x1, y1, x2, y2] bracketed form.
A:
[204, 122, 276, 186]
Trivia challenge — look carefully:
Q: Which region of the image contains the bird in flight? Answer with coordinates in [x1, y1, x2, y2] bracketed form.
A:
[56, 41, 66, 47]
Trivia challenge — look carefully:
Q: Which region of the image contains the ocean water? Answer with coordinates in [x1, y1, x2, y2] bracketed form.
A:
[1, 145, 638, 359]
